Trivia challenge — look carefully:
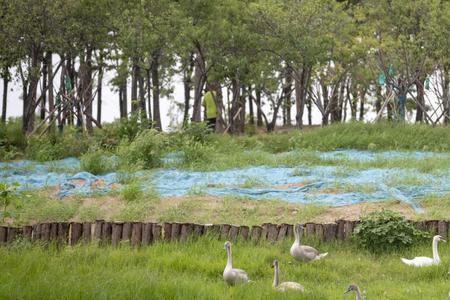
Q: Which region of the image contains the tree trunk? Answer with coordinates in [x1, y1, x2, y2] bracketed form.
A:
[23, 45, 41, 133]
[192, 50, 205, 122]
[321, 83, 329, 126]
[306, 92, 312, 126]
[151, 51, 162, 131]
[350, 86, 358, 120]
[375, 84, 382, 117]
[1, 68, 8, 123]
[212, 82, 226, 133]
[41, 54, 47, 120]
[284, 67, 293, 126]
[229, 78, 242, 134]
[83, 48, 93, 135]
[443, 65, 450, 124]
[146, 69, 152, 124]
[415, 76, 425, 122]
[359, 88, 366, 122]
[248, 86, 254, 125]
[47, 53, 54, 133]
[131, 58, 139, 113]
[97, 52, 104, 124]
[256, 86, 263, 127]
[138, 69, 147, 123]
[183, 53, 194, 126]
[295, 68, 310, 129]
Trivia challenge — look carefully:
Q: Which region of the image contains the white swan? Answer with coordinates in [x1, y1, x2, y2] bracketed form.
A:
[272, 259, 305, 292]
[290, 224, 328, 263]
[401, 235, 446, 267]
[345, 284, 362, 300]
[223, 241, 249, 285]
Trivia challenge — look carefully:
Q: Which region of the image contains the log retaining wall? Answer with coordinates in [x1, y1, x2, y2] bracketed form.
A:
[0, 220, 447, 247]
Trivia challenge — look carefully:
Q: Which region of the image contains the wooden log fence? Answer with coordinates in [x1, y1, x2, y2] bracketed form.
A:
[0, 219, 449, 247]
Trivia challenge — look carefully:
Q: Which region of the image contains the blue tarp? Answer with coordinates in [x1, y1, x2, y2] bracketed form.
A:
[1, 150, 449, 212]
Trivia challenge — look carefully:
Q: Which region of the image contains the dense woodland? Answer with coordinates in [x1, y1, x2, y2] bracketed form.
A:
[0, 0, 449, 135]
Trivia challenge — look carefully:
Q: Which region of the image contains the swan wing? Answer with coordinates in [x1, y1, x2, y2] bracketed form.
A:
[223, 268, 249, 285]
[401, 256, 434, 267]
[277, 282, 305, 292]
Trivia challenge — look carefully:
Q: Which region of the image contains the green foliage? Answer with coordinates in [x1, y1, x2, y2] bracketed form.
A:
[118, 129, 168, 169]
[80, 148, 117, 175]
[0, 183, 19, 222]
[120, 183, 143, 203]
[26, 128, 91, 161]
[1, 239, 450, 299]
[290, 122, 450, 151]
[353, 210, 429, 253]
[180, 122, 213, 144]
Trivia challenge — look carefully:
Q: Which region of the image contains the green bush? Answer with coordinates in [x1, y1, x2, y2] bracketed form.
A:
[118, 129, 168, 169]
[26, 128, 91, 161]
[80, 148, 117, 175]
[353, 210, 429, 253]
[121, 183, 143, 202]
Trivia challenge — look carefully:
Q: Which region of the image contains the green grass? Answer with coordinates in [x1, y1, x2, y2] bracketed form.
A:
[0, 238, 449, 299]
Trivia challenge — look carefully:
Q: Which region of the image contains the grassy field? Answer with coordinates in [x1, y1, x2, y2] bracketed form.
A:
[1, 237, 449, 299]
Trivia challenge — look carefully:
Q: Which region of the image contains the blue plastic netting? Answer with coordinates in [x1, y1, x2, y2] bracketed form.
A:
[1, 150, 449, 212]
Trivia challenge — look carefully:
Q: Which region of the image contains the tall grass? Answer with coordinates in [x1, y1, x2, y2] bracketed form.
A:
[0, 238, 449, 299]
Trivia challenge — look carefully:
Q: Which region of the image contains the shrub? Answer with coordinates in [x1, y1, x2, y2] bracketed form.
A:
[118, 129, 168, 169]
[26, 128, 91, 161]
[80, 148, 116, 175]
[181, 122, 212, 144]
[121, 183, 143, 202]
[353, 210, 429, 253]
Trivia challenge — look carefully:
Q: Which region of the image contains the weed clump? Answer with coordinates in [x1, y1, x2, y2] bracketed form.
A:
[353, 210, 429, 253]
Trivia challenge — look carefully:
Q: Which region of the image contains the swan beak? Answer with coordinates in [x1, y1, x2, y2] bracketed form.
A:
[442, 239, 447, 243]
[344, 289, 351, 294]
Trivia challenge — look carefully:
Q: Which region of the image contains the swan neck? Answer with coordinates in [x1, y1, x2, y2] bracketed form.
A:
[432, 238, 440, 262]
[226, 246, 232, 269]
[355, 287, 361, 300]
[294, 226, 301, 245]
[273, 265, 279, 287]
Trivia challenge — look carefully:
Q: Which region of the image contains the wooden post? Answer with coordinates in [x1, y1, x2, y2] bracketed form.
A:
[438, 221, 448, 238]
[111, 223, 123, 247]
[32, 223, 41, 241]
[277, 224, 289, 241]
[268, 224, 279, 242]
[261, 223, 269, 240]
[305, 223, 315, 237]
[220, 224, 231, 240]
[152, 224, 162, 242]
[315, 224, 324, 241]
[250, 225, 262, 242]
[6, 227, 18, 243]
[142, 223, 153, 246]
[193, 224, 204, 237]
[286, 224, 294, 239]
[343, 220, 354, 240]
[205, 224, 221, 237]
[57, 223, 69, 244]
[336, 220, 345, 241]
[94, 220, 104, 242]
[426, 220, 439, 235]
[239, 226, 249, 241]
[70, 223, 82, 246]
[0, 226, 6, 245]
[163, 223, 172, 242]
[131, 222, 143, 247]
[41, 223, 51, 243]
[101, 222, 112, 244]
[171, 223, 181, 242]
[323, 223, 337, 242]
[229, 226, 240, 242]
[82, 222, 92, 243]
[23, 226, 33, 241]
[50, 223, 58, 241]
[180, 223, 194, 243]
[122, 222, 132, 242]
